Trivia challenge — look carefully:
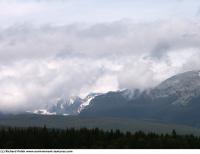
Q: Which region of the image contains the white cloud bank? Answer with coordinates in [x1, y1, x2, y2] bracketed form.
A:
[0, 1, 200, 112]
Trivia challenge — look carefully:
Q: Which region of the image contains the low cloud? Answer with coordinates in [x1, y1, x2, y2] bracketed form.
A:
[0, 19, 200, 112]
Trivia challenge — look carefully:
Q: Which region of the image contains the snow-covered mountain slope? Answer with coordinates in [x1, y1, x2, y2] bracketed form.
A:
[152, 70, 200, 105]
[31, 93, 101, 116]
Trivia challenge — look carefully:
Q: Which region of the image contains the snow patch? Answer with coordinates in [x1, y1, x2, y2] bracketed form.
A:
[32, 109, 56, 115]
[63, 113, 69, 116]
[78, 93, 101, 113]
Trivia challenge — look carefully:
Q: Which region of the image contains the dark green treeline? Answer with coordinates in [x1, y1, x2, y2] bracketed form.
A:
[0, 126, 200, 149]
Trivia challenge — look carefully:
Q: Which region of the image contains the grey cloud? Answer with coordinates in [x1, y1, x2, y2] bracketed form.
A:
[151, 42, 171, 60]
[196, 6, 200, 16]
[78, 20, 130, 38]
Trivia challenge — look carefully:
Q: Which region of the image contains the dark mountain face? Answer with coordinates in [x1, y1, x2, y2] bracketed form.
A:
[80, 70, 200, 127]
[80, 90, 171, 119]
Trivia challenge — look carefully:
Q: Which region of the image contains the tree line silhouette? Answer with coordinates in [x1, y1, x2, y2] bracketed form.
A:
[0, 126, 200, 149]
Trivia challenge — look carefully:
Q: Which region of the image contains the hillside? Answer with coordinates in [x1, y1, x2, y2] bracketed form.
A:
[0, 114, 200, 135]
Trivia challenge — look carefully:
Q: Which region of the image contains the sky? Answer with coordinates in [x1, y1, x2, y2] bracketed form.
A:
[1, 0, 200, 112]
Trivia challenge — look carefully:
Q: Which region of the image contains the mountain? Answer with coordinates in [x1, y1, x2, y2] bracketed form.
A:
[32, 93, 101, 115]
[80, 70, 200, 127]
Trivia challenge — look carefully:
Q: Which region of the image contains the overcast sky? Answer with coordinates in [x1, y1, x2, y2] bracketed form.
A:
[1, 0, 200, 112]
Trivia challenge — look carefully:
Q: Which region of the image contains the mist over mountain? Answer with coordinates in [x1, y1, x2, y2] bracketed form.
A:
[80, 70, 200, 127]
[0, 1, 200, 125]
[26, 70, 200, 128]
[2, 2, 200, 144]
[1, 1, 200, 113]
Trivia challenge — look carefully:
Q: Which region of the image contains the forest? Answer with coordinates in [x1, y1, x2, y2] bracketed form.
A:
[0, 126, 200, 149]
